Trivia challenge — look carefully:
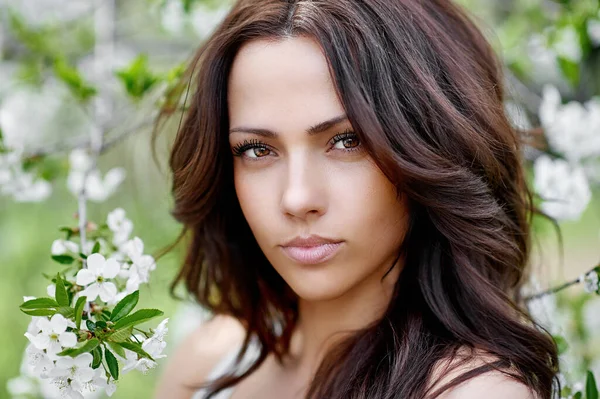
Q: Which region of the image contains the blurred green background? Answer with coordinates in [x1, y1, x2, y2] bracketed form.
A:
[1, 0, 600, 397]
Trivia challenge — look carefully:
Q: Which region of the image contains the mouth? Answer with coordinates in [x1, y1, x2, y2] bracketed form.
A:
[279, 235, 344, 265]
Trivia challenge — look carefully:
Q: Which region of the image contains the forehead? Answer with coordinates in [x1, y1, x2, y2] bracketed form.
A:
[227, 36, 346, 132]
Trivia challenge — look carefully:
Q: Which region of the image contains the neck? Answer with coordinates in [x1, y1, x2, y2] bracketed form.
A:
[286, 257, 402, 377]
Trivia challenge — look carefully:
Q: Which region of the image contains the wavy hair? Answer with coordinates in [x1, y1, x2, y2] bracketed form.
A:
[158, 0, 559, 397]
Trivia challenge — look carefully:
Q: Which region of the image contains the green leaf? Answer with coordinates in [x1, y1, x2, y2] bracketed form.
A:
[104, 348, 119, 380]
[552, 335, 569, 355]
[91, 241, 101, 254]
[115, 55, 160, 100]
[587, 371, 599, 399]
[108, 326, 133, 342]
[91, 346, 102, 369]
[56, 306, 74, 318]
[74, 296, 87, 329]
[57, 338, 100, 357]
[557, 56, 580, 87]
[51, 255, 75, 265]
[573, 392, 582, 399]
[97, 310, 110, 321]
[20, 298, 59, 309]
[113, 309, 164, 331]
[55, 274, 70, 307]
[107, 326, 133, 343]
[107, 341, 126, 358]
[110, 291, 139, 322]
[95, 320, 107, 329]
[86, 320, 96, 331]
[116, 341, 155, 361]
[21, 308, 57, 316]
[53, 58, 97, 102]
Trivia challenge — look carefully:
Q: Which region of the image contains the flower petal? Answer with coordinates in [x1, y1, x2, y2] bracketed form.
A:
[76, 269, 96, 286]
[37, 318, 53, 334]
[86, 253, 106, 274]
[48, 367, 69, 378]
[77, 366, 95, 383]
[74, 352, 93, 367]
[83, 283, 101, 302]
[47, 341, 63, 356]
[58, 332, 77, 348]
[102, 258, 121, 279]
[25, 332, 50, 350]
[55, 356, 75, 369]
[98, 282, 117, 303]
[51, 240, 66, 255]
[50, 314, 68, 333]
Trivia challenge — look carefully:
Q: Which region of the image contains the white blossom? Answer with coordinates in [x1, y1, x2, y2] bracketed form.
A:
[533, 155, 592, 221]
[190, 4, 229, 38]
[161, 0, 186, 35]
[25, 344, 55, 378]
[49, 353, 94, 387]
[84, 368, 117, 397]
[67, 149, 126, 202]
[539, 85, 600, 162]
[588, 19, 600, 47]
[6, 375, 39, 397]
[582, 270, 600, 294]
[76, 253, 121, 303]
[150, 318, 169, 343]
[107, 208, 133, 247]
[121, 333, 167, 375]
[121, 237, 156, 292]
[583, 297, 600, 336]
[4, 171, 52, 202]
[0, 152, 52, 202]
[552, 26, 582, 62]
[24, 314, 78, 358]
[51, 376, 85, 399]
[51, 239, 80, 256]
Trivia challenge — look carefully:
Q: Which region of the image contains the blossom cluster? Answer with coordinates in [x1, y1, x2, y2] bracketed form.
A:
[533, 85, 600, 221]
[8, 209, 168, 399]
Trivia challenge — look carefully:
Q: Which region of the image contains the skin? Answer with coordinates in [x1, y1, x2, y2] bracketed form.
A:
[227, 35, 408, 393]
[154, 36, 536, 399]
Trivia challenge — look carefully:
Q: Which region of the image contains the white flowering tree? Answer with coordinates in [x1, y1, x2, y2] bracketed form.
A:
[1, 0, 599, 398]
[0, 0, 229, 397]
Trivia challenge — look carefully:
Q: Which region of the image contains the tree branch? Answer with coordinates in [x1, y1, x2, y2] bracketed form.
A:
[524, 264, 599, 302]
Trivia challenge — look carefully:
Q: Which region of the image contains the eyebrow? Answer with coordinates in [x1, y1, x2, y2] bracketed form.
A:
[229, 114, 349, 138]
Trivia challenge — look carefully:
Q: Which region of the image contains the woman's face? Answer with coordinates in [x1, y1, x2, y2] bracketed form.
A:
[227, 36, 409, 302]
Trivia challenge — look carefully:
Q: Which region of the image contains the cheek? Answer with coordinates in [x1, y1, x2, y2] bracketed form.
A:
[233, 166, 275, 239]
[337, 162, 409, 258]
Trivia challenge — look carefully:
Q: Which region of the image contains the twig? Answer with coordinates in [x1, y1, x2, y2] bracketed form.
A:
[78, 0, 116, 257]
[23, 118, 155, 159]
[524, 264, 599, 302]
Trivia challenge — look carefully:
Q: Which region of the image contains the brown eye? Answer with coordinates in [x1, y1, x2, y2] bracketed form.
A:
[252, 147, 271, 157]
[332, 132, 361, 151]
[232, 139, 273, 159]
[341, 137, 359, 149]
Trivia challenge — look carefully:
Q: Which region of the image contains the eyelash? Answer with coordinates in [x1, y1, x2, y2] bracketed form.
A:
[231, 129, 361, 159]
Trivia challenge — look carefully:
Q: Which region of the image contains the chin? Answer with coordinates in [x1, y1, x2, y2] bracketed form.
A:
[283, 270, 355, 303]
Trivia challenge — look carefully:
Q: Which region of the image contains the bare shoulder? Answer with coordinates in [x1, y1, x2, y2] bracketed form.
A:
[154, 314, 246, 399]
[428, 348, 537, 399]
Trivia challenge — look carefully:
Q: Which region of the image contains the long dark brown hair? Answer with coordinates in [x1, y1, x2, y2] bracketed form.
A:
[157, 0, 559, 397]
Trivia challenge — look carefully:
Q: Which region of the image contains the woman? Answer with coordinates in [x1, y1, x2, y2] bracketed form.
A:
[154, 0, 559, 398]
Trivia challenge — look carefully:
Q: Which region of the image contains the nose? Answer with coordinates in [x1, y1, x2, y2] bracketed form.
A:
[280, 154, 327, 220]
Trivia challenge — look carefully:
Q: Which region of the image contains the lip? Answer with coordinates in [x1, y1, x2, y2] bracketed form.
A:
[280, 235, 344, 265]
